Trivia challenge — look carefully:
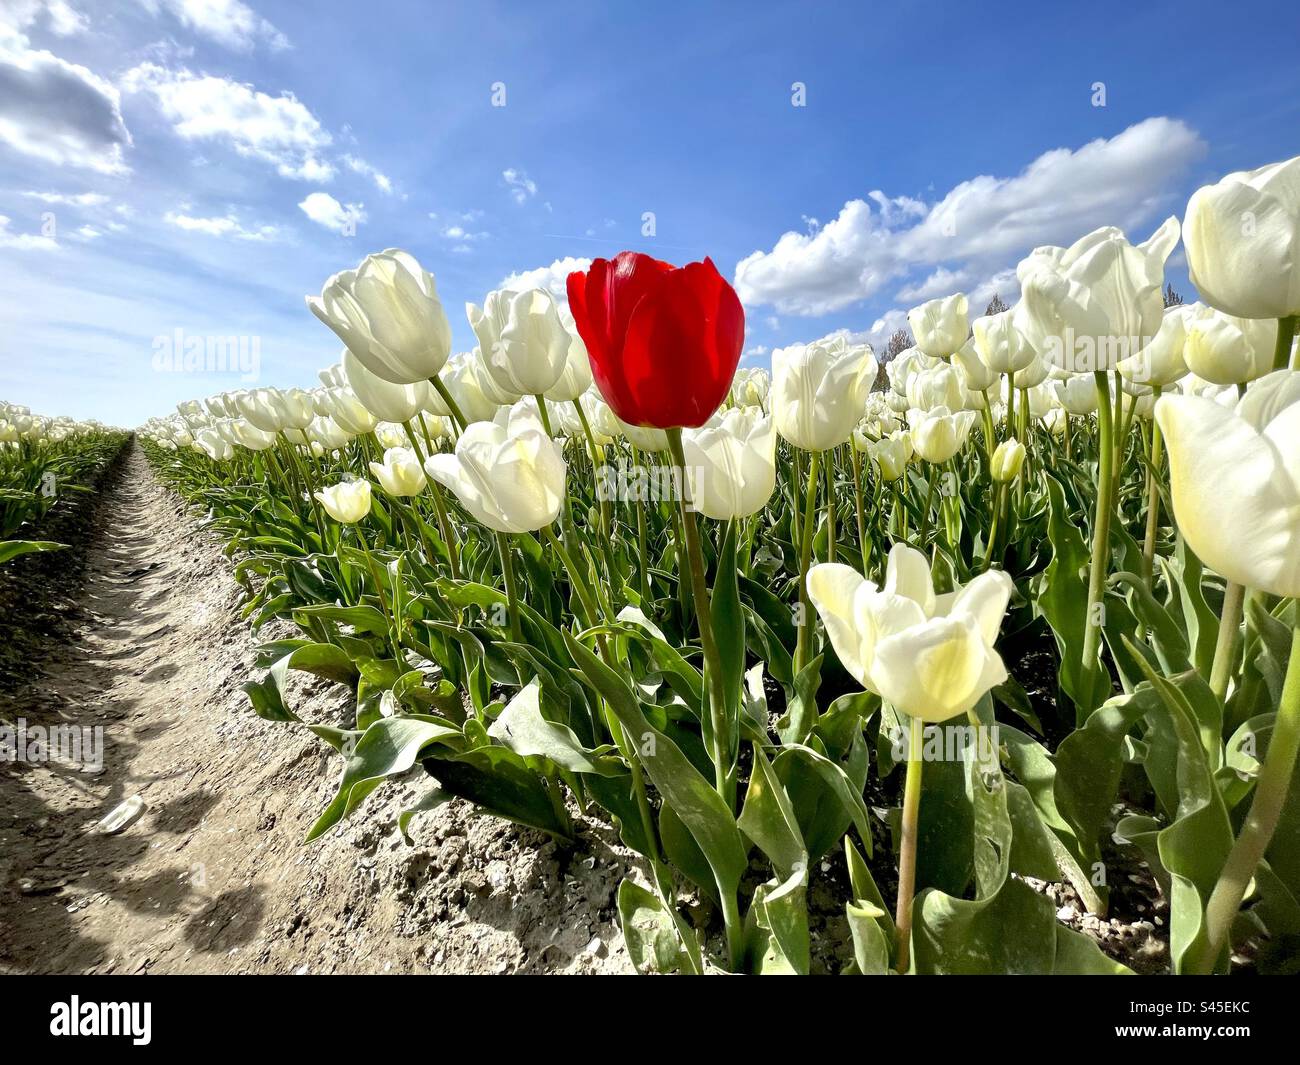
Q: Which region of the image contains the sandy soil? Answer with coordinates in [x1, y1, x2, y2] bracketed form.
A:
[0, 444, 635, 975]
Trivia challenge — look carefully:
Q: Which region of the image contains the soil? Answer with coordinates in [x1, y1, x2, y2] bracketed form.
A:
[0, 444, 635, 975]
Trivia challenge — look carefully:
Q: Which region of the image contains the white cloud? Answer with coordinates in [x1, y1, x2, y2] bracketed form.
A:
[0, 38, 131, 173]
[163, 208, 279, 240]
[123, 63, 333, 180]
[0, 1, 87, 37]
[440, 223, 487, 243]
[297, 191, 364, 233]
[71, 223, 100, 240]
[135, 0, 288, 52]
[342, 153, 392, 194]
[500, 255, 591, 303]
[735, 117, 1206, 316]
[0, 214, 58, 250]
[895, 266, 971, 303]
[502, 167, 537, 204]
[21, 189, 110, 207]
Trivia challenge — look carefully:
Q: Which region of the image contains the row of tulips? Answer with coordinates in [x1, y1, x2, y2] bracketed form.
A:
[142, 153, 1300, 975]
[0, 402, 127, 565]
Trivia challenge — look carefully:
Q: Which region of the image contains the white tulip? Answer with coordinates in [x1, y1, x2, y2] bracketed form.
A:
[953, 335, 996, 392]
[905, 363, 965, 412]
[544, 308, 594, 403]
[1184, 155, 1300, 320]
[1155, 370, 1300, 597]
[806, 544, 1014, 722]
[1182, 306, 1276, 386]
[972, 310, 1036, 374]
[344, 348, 431, 424]
[467, 288, 569, 397]
[907, 406, 977, 464]
[369, 446, 428, 497]
[869, 430, 912, 481]
[1117, 302, 1195, 388]
[772, 339, 877, 451]
[681, 409, 777, 520]
[230, 419, 278, 451]
[1014, 218, 1179, 373]
[908, 293, 969, 358]
[315, 480, 373, 524]
[308, 249, 453, 385]
[1052, 374, 1099, 415]
[424, 401, 567, 533]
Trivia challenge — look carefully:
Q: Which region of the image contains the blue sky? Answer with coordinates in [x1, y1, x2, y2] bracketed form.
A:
[2, 0, 1299, 426]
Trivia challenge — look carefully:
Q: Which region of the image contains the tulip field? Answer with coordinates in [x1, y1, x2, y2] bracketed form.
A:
[0, 404, 126, 565]
[11, 153, 1300, 980]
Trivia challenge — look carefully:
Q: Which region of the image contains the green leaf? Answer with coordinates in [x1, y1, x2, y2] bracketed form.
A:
[0, 539, 66, 564]
[618, 879, 691, 975]
[777, 654, 822, 746]
[486, 678, 621, 776]
[1036, 474, 1111, 721]
[1122, 640, 1236, 974]
[422, 744, 573, 840]
[774, 740, 873, 861]
[564, 629, 748, 901]
[747, 867, 810, 975]
[307, 716, 461, 840]
[845, 901, 893, 975]
[911, 753, 1131, 974]
[738, 746, 807, 880]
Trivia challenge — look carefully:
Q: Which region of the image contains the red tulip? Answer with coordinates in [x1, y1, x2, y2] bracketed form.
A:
[566, 251, 745, 429]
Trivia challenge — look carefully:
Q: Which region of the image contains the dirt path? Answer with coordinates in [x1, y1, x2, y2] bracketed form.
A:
[0, 444, 634, 974]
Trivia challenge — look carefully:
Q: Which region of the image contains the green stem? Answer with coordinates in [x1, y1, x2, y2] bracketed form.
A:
[1272, 315, 1298, 372]
[794, 449, 821, 675]
[400, 422, 460, 580]
[824, 448, 837, 564]
[1080, 370, 1116, 715]
[1141, 385, 1163, 588]
[494, 531, 523, 643]
[894, 713, 924, 974]
[1196, 624, 1300, 973]
[982, 482, 1005, 572]
[355, 524, 400, 659]
[850, 446, 868, 571]
[533, 394, 553, 436]
[430, 376, 469, 431]
[665, 429, 732, 806]
[917, 463, 938, 547]
[1209, 581, 1246, 702]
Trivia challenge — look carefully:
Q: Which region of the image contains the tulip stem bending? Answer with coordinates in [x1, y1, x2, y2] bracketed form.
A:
[430, 376, 469, 433]
[1080, 370, 1116, 717]
[666, 428, 734, 808]
[1196, 624, 1300, 973]
[894, 713, 924, 974]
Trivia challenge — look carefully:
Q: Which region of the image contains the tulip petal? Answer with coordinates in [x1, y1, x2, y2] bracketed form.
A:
[939, 569, 1015, 645]
[883, 543, 936, 616]
[1156, 393, 1300, 598]
[806, 564, 876, 690]
[871, 616, 986, 723]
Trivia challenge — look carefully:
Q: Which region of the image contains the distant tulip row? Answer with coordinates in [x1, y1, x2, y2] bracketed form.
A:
[138, 153, 1300, 975]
